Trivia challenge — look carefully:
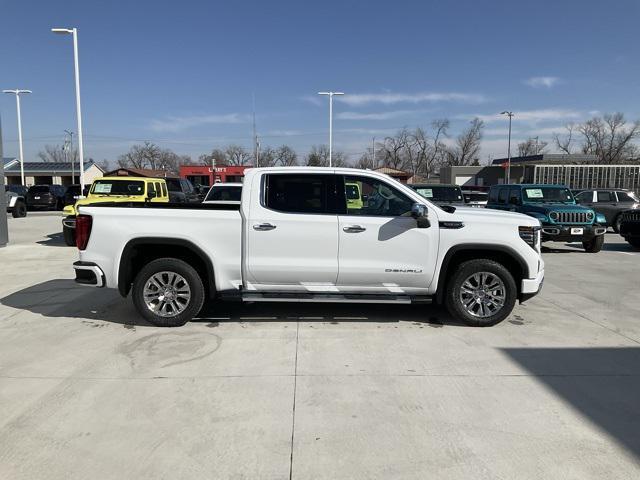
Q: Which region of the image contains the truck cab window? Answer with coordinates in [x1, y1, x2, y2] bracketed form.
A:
[343, 175, 413, 217]
[265, 174, 333, 214]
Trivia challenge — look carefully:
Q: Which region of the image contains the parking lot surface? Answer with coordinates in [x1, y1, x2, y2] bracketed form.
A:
[1, 212, 639, 479]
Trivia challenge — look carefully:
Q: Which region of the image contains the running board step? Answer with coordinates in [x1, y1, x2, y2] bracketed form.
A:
[241, 292, 432, 304]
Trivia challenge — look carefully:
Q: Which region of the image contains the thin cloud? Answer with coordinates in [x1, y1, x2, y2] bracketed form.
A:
[149, 113, 251, 132]
[524, 76, 560, 88]
[336, 110, 424, 121]
[462, 109, 582, 124]
[336, 92, 488, 106]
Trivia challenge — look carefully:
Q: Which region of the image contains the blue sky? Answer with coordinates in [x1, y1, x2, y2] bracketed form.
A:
[1, 0, 639, 165]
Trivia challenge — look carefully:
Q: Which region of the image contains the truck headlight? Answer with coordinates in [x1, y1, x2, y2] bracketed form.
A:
[586, 211, 594, 221]
[549, 211, 558, 221]
[519, 226, 541, 252]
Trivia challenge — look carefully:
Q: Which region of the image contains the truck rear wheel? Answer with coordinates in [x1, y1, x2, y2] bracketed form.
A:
[12, 200, 27, 218]
[583, 235, 604, 253]
[63, 225, 76, 246]
[445, 259, 517, 327]
[132, 258, 205, 327]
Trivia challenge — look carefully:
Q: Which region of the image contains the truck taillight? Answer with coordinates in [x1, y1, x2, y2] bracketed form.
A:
[76, 214, 93, 250]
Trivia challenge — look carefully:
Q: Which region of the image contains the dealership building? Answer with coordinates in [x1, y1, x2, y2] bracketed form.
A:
[179, 165, 250, 186]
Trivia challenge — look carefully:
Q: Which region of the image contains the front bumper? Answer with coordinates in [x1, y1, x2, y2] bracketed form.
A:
[540, 224, 606, 242]
[620, 221, 640, 240]
[73, 261, 105, 287]
[520, 266, 544, 303]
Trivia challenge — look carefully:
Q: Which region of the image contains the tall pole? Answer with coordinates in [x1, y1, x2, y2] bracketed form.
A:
[15, 94, 25, 186]
[52, 27, 86, 193]
[372, 137, 376, 168]
[72, 29, 85, 191]
[3, 89, 31, 186]
[318, 91, 344, 167]
[501, 111, 514, 183]
[252, 92, 257, 166]
[65, 130, 74, 183]
[256, 139, 260, 168]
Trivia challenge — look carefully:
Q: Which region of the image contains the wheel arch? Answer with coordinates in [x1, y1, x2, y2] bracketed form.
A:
[435, 244, 530, 305]
[118, 237, 215, 298]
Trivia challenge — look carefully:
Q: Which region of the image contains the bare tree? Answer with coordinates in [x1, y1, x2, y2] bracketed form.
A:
[257, 146, 277, 167]
[355, 152, 375, 170]
[517, 137, 548, 156]
[275, 145, 298, 166]
[304, 145, 347, 167]
[578, 113, 640, 164]
[38, 144, 78, 163]
[380, 130, 408, 169]
[117, 141, 189, 174]
[444, 118, 484, 166]
[553, 124, 576, 154]
[199, 148, 227, 166]
[413, 119, 449, 178]
[224, 144, 252, 166]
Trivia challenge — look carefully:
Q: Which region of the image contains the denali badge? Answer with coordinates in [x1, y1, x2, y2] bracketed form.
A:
[385, 268, 423, 273]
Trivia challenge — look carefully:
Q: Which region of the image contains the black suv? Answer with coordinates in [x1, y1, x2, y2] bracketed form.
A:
[574, 189, 639, 232]
[408, 184, 466, 207]
[619, 209, 640, 249]
[165, 177, 200, 203]
[26, 185, 66, 210]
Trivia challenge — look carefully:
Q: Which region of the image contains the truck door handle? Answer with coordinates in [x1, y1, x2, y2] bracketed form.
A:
[253, 223, 276, 231]
[343, 225, 366, 233]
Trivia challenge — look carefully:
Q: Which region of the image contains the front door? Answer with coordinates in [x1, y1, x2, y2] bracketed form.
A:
[245, 173, 339, 290]
[336, 174, 439, 294]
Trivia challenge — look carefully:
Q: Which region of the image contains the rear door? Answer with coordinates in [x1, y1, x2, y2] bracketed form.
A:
[336, 174, 439, 293]
[595, 190, 616, 224]
[245, 173, 339, 290]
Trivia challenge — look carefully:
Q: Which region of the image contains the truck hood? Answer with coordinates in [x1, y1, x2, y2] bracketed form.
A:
[524, 203, 592, 214]
[64, 195, 141, 216]
[445, 206, 540, 226]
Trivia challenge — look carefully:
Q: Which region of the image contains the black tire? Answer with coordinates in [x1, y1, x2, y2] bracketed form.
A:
[583, 235, 604, 253]
[132, 258, 205, 327]
[613, 214, 622, 233]
[63, 225, 76, 246]
[445, 259, 517, 327]
[11, 200, 27, 218]
[628, 238, 640, 251]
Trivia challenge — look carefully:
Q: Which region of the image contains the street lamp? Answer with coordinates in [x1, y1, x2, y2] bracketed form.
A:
[2, 89, 32, 186]
[501, 111, 514, 183]
[52, 27, 86, 192]
[317, 91, 344, 167]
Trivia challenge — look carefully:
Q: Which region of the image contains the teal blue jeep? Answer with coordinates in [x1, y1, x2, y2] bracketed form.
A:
[487, 184, 607, 252]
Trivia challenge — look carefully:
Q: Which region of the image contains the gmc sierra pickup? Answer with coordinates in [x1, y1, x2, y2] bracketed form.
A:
[72, 167, 544, 327]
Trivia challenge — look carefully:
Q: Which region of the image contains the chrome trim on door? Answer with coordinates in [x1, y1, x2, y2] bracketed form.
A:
[343, 225, 366, 233]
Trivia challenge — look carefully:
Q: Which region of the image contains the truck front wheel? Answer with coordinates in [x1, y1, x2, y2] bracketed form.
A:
[132, 258, 205, 327]
[582, 235, 604, 253]
[12, 200, 27, 218]
[445, 259, 517, 327]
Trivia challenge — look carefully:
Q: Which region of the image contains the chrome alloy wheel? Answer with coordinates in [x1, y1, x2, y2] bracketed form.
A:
[459, 272, 506, 318]
[143, 271, 192, 317]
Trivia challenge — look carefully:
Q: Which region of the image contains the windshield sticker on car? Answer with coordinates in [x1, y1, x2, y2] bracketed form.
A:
[417, 188, 433, 198]
[526, 188, 543, 198]
[94, 183, 112, 193]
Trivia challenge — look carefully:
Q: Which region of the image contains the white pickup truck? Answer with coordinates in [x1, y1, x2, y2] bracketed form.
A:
[72, 167, 544, 327]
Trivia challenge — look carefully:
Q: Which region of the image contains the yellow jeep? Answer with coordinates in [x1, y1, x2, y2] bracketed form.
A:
[62, 176, 169, 246]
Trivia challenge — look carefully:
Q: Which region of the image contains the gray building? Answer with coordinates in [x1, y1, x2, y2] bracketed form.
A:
[2, 158, 104, 186]
[440, 154, 640, 193]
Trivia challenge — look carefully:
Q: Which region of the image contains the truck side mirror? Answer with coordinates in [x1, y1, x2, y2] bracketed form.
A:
[147, 191, 157, 200]
[411, 203, 430, 228]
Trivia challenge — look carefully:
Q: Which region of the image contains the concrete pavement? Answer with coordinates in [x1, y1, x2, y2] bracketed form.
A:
[0, 213, 639, 479]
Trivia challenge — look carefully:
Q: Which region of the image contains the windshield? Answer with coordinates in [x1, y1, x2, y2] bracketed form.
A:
[413, 185, 464, 202]
[464, 192, 488, 202]
[28, 186, 52, 193]
[90, 180, 145, 195]
[205, 185, 242, 201]
[523, 187, 574, 203]
[345, 184, 360, 200]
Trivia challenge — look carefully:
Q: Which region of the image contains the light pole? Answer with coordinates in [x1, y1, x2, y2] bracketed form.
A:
[501, 111, 514, 183]
[64, 130, 74, 183]
[317, 91, 344, 167]
[52, 27, 86, 192]
[2, 89, 32, 186]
